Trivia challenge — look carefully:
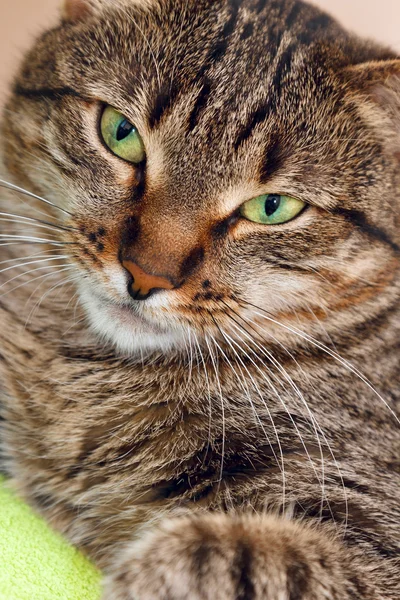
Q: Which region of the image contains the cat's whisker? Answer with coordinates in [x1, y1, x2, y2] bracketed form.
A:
[231, 297, 385, 530]
[240, 300, 400, 426]
[192, 332, 213, 463]
[0, 250, 67, 267]
[225, 319, 344, 530]
[184, 326, 195, 393]
[72, 292, 82, 323]
[25, 272, 81, 328]
[179, 326, 193, 398]
[220, 299, 314, 383]
[61, 314, 88, 338]
[224, 308, 348, 528]
[224, 307, 325, 460]
[0, 234, 74, 245]
[0, 233, 60, 242]
[210, 315, 286, 508]
[222, 300, 312, 374]
[0, 255, 70, 276]
[65, 288, 81, 313]
[302, 263, 376, 289]
[0, 259, 72, 289]
[0, 179, 73, 217]
[24, 269, 71, 317]
[210, 314, 285, 466]
[183, 324, 190, 370]
[2, 195, 68, 223]
[0, 152, 70, 222]
[204, 334, 226, 484]
[269, 352, 345, 527]
[300, 300, 339, 352]
[302, 264, 337, 287]
[220, 316, 324, 484]
[0, 241, 72, 248]
[0, 265, 76, 300]
[0, 211, 77, 233]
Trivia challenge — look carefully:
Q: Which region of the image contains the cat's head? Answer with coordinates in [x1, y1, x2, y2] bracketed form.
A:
[2, 0, 400, 357]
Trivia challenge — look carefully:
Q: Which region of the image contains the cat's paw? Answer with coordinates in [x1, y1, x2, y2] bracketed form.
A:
[103, 513, 364, 600]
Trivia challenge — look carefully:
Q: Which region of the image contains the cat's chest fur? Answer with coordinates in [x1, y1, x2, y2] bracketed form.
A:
[1, 301, 397, 557]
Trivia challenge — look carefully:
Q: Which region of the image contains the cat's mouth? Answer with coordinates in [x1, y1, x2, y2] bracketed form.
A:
[78, 282, 187, 355]
[106, 301, 168, 334]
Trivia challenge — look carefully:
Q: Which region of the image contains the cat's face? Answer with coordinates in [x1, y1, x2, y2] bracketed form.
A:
[2, 0, 400, 356]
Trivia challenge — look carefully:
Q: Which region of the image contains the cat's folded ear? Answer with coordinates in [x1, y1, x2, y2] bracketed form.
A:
[342, 59, 400, 111]
[63, 0, 153, 22]
[342, 59, 400, 150]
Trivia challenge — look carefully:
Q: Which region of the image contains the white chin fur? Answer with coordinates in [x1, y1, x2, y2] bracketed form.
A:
[78, 282, 187, 357]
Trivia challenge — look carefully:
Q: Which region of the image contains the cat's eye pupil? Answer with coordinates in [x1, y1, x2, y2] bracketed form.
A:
[100, 106, 145, 164]
[116, 119, 134, 141]
[264, 194, 281, 216]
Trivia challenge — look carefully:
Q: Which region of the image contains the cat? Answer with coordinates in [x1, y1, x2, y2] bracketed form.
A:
[0, 0, 399, 598]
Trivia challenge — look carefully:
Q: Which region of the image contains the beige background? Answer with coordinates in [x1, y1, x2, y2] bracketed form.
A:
[0, 0, 399, 105]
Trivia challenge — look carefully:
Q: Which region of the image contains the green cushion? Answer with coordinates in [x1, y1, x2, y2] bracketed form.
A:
[0, 477, 102, 600]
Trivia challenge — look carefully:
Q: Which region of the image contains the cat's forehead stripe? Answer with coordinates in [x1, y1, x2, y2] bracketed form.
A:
[13, 85, 84, 102]
[148, 85, 181, 130]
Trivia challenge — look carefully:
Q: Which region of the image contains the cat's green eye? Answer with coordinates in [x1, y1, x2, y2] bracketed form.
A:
[240, 194, 306, 225]
[100, 106, 145, 164]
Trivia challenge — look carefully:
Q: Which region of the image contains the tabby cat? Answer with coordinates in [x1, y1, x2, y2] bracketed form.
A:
[0, 0, 399, 598]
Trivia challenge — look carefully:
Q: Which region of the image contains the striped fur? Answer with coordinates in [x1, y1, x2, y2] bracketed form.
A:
[0, 0, 399, 598]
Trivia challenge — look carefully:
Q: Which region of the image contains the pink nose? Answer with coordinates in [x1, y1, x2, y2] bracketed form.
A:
[122, 260, 175, 300]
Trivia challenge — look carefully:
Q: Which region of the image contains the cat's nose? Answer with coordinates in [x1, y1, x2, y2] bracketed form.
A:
[122, 259, 175, 301]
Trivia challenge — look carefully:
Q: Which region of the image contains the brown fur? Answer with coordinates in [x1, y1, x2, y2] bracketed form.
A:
[0, 0, 399, 598]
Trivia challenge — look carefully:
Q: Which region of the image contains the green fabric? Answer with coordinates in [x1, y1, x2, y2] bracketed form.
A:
[0, 477, 102, 600]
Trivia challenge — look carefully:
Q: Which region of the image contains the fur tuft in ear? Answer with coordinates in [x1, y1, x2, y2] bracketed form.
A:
[63, 0, 155, 23]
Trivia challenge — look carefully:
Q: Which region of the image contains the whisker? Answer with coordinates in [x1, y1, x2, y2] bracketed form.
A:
[65, 288, 80, 312]
[241, 300, 400, 426]
[224, 316, 344, 527]
[0, 179, 73, 217]
[61, 314, 88, 338]
[210, 315, 286, 509]
[204, 334, 226, 484]
[0, 219, 71, 239]
[0, 255, 70, 276]
[0, 241, 72, 248]
[25, 271, 80, 327]
[225, 305, 347, 501]
[0, 234, 75, 245]
[184, 326, 194, 394]
[0, 250, 67, 267]
[24, 268, 79, 314]
[0, 266, 76, 299]
[192, 332, 213, 462]
[211, 314, 284, 464]
[222, 316, 322, 472]
[0, 262, 71, 291]
[0, 211, 77, 233]
[231, 316, 348, 528]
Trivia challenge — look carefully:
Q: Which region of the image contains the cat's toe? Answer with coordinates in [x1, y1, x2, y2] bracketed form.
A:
[103, 513, 359, 600]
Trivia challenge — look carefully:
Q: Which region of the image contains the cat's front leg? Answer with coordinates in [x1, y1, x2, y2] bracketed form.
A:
[103, 513, 378, 600]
